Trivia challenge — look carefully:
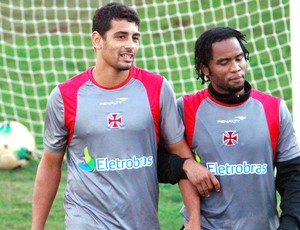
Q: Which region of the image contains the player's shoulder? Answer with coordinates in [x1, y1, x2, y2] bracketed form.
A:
[131, 65, 164, 81]
[251, 89, 281, 105]
[52, 68, 91, 102]
[177, 88, 209, 110]
[182, 88, 209, 101]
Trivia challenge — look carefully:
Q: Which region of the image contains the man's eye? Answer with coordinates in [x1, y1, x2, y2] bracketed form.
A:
[236, 54, 245, 61]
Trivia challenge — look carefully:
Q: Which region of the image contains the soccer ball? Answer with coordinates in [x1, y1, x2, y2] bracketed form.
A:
[0, 121, 36, 170]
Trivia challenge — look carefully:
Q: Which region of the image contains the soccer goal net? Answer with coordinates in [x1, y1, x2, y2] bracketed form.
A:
[0, 0, 297, 152]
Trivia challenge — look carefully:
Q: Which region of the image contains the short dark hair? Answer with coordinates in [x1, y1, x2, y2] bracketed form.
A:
[194, 27, 249, 84]
[92, 3, 140, 38]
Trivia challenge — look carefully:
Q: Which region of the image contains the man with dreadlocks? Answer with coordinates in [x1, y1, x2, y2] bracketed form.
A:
[177, 27, 300, 229]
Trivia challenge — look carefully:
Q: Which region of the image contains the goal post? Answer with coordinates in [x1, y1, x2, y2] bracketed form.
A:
[0, 0, 295, 152]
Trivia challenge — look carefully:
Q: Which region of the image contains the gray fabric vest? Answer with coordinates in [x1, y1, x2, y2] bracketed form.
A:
[178, 88, 300, 230]
[44, 66, 184, 229]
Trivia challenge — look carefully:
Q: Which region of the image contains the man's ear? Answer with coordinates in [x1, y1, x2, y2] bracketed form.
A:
[91, 31, 102, 50]
[201, 65, 209, 77]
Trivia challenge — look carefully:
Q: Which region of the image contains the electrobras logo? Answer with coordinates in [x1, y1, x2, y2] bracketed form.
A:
[78, 147, 153, 172]
[95, 156, 153, 171]
[206, 161, 268, 176]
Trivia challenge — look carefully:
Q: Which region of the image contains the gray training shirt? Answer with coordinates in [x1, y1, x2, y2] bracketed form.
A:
[44, 66, 184, 230]
[178, 87, 300, 230]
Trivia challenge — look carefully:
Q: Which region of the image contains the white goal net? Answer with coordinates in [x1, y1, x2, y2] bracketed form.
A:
[0, 0, 297, 152]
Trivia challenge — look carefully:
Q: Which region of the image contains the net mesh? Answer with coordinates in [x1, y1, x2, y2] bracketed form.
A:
[0, 0, 291, 151]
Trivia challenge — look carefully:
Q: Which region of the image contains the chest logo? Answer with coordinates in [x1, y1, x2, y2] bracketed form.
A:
[107, 113, 123, 128]
[223, 130, 238, 146]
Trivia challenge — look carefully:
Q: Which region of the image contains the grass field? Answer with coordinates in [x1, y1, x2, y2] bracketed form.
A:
[0, 160, 184, 230]
[0, 0, 290, 229]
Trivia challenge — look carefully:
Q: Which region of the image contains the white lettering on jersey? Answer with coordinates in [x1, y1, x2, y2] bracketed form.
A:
[95, 155, 153, 171]
[217, 116, 246, 124]
[99, 97, 128, 106]
[206, 161, 268, 176]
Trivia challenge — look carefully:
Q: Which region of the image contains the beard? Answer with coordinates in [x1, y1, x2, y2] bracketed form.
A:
[114, 61, 134, 72]
[117, 65, 131, 71]
[227, 84, 245, 94]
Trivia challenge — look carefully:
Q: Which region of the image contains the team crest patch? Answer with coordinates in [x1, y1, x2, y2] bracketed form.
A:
[223, 130, 238, 146]
[107, 113, 123, 128]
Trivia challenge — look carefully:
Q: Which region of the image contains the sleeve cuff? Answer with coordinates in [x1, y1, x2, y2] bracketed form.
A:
[169, 154, 188, 180]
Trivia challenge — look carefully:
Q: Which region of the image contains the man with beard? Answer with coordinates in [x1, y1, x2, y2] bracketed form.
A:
[178, 27, 300, 230]
[31, 3, 220, 230]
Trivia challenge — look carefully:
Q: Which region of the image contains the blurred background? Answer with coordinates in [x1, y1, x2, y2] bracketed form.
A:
[0, 0, 294, 152]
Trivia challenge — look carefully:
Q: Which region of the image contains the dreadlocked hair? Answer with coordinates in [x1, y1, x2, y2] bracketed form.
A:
[194, 27, 249, 84]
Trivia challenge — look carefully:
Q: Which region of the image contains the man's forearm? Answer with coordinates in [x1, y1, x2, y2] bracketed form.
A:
[178, 179, 201, 229]
[32, 150, 64, 230]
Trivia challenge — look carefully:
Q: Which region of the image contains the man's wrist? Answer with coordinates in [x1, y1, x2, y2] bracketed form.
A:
[182, 158, 196, 174]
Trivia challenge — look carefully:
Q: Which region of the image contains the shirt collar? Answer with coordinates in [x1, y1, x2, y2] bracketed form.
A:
[208, 81, 251, 104]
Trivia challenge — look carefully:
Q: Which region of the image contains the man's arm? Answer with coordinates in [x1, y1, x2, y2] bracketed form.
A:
[158, 141, 221, 196]
[164, 139, 220, 197]
[157, 142, 202, 228]
[178, 179, 201, 229]
[165, 138, 220, 229]
[165, 139, 201, 229]
[31, 149, 65, 230]
[276, 156, 300, 230]
[157, 143, 188, 184]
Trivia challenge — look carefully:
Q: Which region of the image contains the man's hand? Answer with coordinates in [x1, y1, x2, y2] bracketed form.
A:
[183, 159, 220, 197]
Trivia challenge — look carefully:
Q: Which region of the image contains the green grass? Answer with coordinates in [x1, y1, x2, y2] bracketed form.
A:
[0, 160, 282, 229]
[0, 160, 183, 230]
